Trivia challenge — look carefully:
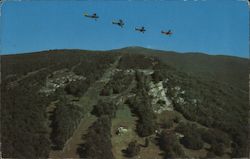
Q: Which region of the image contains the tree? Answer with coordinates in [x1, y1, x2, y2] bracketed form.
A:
[91, 100, 117, 118]
[205, 151, 216, 158]
[211, 143, 225, 156]
[64, 80, 88, 97]
[159, 130, 185, 158]
[152, 70, 163, 83]
[180, 133, 203, 150]
[125, 140, 141, 157]
[162, 120, 174, 129]
[100, 86, 113, 96]
[79, 116, 114, 159]
[176, 122, 204, 150]
[144, 138, 149, 147]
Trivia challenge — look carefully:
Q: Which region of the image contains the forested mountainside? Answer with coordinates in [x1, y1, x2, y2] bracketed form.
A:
[1, 48, 248, 159]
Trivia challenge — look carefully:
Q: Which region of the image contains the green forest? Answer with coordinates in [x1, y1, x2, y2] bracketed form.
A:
[1, 48, 248, 158]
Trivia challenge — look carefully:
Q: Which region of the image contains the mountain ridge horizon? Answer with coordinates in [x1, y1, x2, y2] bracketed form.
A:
[1, 46, 248, 59]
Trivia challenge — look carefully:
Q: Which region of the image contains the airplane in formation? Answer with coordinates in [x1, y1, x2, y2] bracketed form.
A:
[84, 13, 99, 20]
[83, 12, 172, 36]
[112, 19, 125, 28]
[135, 26, 146, 33]
[161, 30, 173, 36]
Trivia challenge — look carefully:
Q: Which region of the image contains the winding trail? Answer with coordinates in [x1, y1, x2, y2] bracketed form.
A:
[49, 56, 121, 158]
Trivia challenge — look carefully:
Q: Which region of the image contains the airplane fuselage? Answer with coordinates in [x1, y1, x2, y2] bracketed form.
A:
[112, 22, 124, 27]
[135, 28, 146, 33]
[84, 15, 99, 20]
[161, 31, 172, 36]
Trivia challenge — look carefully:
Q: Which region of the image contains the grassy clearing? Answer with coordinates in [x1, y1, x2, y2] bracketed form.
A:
[111, 104, 164, 159]
[111, 104, 138, 159]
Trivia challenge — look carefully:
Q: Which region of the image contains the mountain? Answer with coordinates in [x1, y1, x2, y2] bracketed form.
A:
[114, 46, 248, 91]
[1, 48, 248, 159]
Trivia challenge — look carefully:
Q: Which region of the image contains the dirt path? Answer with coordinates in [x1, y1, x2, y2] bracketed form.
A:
[49, 56, 121, 159]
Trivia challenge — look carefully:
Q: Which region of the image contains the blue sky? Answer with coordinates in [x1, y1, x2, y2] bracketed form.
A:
[0, 0, 249, 57]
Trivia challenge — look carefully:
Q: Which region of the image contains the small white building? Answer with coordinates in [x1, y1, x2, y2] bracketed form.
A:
[116, 126, 128, 135]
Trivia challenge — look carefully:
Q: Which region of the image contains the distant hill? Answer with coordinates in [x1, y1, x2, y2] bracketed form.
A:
[113, 46, 248, 91]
